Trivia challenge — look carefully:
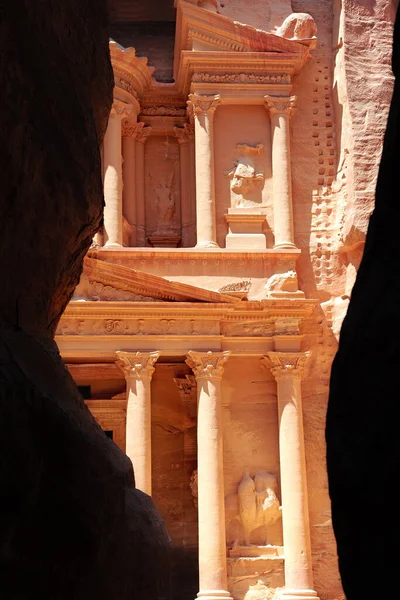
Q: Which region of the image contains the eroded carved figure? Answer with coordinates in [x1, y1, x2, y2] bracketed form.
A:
[276, 13, 317, 40]
[149, 172, 177, 235]
[225, 144, 264, 208]
[226, 471, 282, 546]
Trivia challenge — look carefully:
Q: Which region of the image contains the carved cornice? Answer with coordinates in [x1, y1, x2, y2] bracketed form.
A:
[263, 352, 310, 381]
[264, 95, 297, 118]
[174, 123, 194, 144]
[110, 41, 155, 100]
[116, 351, 161, 381]
[187, 93, 221, 115]
[186, 350, 231, 381]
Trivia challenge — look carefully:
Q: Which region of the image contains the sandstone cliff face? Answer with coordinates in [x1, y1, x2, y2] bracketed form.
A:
[0, 2, 169, 598]
[327, 7, 400, 597]
[332, 0, 395, 286]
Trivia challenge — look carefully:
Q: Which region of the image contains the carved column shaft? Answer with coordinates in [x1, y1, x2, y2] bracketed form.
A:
[175, 125, 194, 247]
[135, 125, 152, 247]
[186, 351, 233, 600]
[264, 352, 318, 600]
[116, 351, 160, 495]
[122, 120, 139, 247]
[103, 100, 132, 247]
[265, 96, 297, 250]
[188, 95, 220, 248]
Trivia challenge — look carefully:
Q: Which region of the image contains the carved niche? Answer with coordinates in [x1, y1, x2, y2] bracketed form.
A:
[225, 144, 265, 208]
[146, 135, 182, 247]
[225, 471, 282, 547]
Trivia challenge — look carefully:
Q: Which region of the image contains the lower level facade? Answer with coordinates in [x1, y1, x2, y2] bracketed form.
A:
[56, 249, 341, 600]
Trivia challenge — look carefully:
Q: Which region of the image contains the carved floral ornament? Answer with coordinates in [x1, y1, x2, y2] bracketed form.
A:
[121, 121, 146, 139]
[187, 93, 221, 116]
[116, 351, 161, 381]
[186, 350, 231, 381]
[263, 352, 311, 381]
[264, 95, 297, 118]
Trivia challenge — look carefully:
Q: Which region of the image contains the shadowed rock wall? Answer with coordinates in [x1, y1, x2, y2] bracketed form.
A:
[0, 1, 170, 598]
[327, 6, 400, 598]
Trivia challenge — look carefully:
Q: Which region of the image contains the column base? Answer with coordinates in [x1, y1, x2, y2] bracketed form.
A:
[273, 242, 298, 250]
[195, 241, 220, 249]
[103, 242, 123, 249]
[279, 589, 319, 600]
[197, 591, 233, 600]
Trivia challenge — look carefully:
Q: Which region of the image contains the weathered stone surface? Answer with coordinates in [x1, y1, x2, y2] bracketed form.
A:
[327, 6, 400, 598]
[0, 1, 170, 598]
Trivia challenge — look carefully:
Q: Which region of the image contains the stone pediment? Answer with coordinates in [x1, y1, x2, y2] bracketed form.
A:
[73, 257, 239, 304]
[174, 1, 311, 57]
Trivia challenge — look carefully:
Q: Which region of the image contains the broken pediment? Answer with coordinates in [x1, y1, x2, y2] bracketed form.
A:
[73, 256, 239, 304]
[174, 0, 312, 57]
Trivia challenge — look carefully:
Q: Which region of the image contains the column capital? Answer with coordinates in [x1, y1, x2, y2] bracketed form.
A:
[263, 351, 310, 381]
[111, 99, 133, 119]
[187, 94, 221, 116]
[174, 123, 194, 144]
[186, 350, 231, 381]
[136, 124, 152, 143]
[264, 95, 297, 118]
[116, 351, 161, 381]
[122, 119, 141, 138]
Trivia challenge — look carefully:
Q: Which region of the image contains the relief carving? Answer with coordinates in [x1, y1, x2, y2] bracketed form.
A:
[265, 271, 298, 296]
[57, 319, 84, 336]
[218, 280, 251, 293]
[223, 321, 274, 337]
[190, 469, 198, 507]
[149, 172, 178, 236]
[226, 472, 282, 546]
[225, 144, 264, 208]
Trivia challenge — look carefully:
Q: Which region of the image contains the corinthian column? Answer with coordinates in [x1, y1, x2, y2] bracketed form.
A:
[264, 96, 297, 250]
[135, 125, 152, 247]
[186, 351, 233, 600]
[122, 119, 139, 246]
[263, 352, 319, 600]
[187, 94, 220, 248]
[103, 100, 132, 247]
[174, 124, 194, 247]
[116, 351, 160, 495]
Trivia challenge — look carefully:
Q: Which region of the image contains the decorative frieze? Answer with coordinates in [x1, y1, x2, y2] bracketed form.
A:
[141, 106, 187, 117]
[192, 72, 291, 84]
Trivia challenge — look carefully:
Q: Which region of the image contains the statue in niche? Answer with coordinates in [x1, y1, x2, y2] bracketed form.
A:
[149, 172, 177, 234]
[225, 144, 264, 208]
[226, 471, 281, 546]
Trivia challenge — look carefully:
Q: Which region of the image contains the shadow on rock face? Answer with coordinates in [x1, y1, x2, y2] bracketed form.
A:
[0, 2, 171, 598]
[326, 5, 400, 599]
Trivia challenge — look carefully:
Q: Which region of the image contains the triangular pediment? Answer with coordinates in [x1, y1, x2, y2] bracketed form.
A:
[175, 1, 310, 56]
[72, 257, 239, 304]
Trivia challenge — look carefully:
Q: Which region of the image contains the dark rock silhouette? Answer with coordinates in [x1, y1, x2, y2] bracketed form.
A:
[0, 2, 170, 598]
[327, 6, 400, 599]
